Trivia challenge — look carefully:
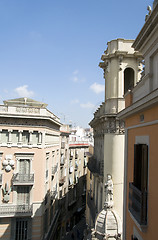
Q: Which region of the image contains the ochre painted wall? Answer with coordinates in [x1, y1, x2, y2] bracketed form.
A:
[125, 104, 158, 240]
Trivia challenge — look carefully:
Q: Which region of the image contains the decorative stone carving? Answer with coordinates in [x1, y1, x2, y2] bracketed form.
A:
[104, 174, 113, 209]
[118, 55, 123, 71]
[16, 107, 40, 114]
[2, 155, 14, 172]
[2, 182, 12, 203]
[105, 60, 110, 73]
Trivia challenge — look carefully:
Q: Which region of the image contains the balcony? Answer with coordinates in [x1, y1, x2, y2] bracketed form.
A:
[129, 182, 148, 226]
[52, 165, 58, 175]
[69, 166, 73, 174]
[12, 173, 34, 185]
[68, 178, 73, 189]
[0, 204, 33, 217]
[61, 142, 65, 149]
[0, 174, 2, 185]
[59, 176, 66, 186]
[69, 154, 73, 160]
[74, 174, 78, 185]
[87, 156, 102, 176]
[83, 158, 87, 168]
[51, 188, 57, 199]
[60, 157, 65, 166]
[75, 162, 78, 171]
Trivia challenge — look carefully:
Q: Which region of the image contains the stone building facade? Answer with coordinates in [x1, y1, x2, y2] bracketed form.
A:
[0, 98, 90, 240]
[87, 39, 143, 239]
[0, 97, 62, 240]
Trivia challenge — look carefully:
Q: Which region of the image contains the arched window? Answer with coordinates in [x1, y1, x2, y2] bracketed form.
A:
[124, 68, 134, 94]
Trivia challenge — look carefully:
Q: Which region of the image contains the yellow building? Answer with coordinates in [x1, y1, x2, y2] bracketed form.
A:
[118, 1, 158, 239]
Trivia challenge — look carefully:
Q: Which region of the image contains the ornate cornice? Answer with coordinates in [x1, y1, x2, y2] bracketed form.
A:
[92, 116, 125, 135]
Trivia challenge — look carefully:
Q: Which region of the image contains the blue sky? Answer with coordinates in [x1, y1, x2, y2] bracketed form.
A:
[0, 0, 153, 127]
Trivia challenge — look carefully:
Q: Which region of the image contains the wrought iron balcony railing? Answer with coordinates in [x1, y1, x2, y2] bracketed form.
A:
[12, 173, 34, 185]
[129, 182, 148, 226]
[0, 204, 33, 217]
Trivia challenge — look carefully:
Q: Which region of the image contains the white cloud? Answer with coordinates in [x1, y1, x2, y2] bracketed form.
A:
[80, 102, 95, 109]
[73, 70, 79, 75]
[72, 76, 78, 82]
[90, 82, 104, 94]
[71, 99, 79, 104]
[14, 85, 34, 98]
[71, 70, 86, 83]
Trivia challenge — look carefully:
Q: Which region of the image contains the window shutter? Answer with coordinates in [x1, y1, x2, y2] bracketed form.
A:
[134, 144, 142, 190]
[141, 144, 148, 191]
[134, 144, 148, 191]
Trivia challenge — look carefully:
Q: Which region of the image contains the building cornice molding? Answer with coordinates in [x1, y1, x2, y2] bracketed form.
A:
[99, 52, 142, 69]
[0, 113, 62, 127]
[133, 4, 158, 51]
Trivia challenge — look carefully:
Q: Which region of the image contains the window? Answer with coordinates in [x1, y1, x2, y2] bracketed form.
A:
[133, 144, 148, 191]
[16, 219, 28, 240]
[46, 153, 49, 180]
[22, 131, 29, 144]
[11, 218, 31, 240]
[129, 144, 148, 225]
[1, 130, 8, 143]
[52, 151, 55, 164]
[124, 68, 134, 94]
[59, 190, 62, 198]
[15, 218, 31, 240]
[19, 159, 30, 175]
[12, 130, 19, 144]
[17, 186, 30, 205]
[32, 131, 38, 145]
[61, 141, 65, 149]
